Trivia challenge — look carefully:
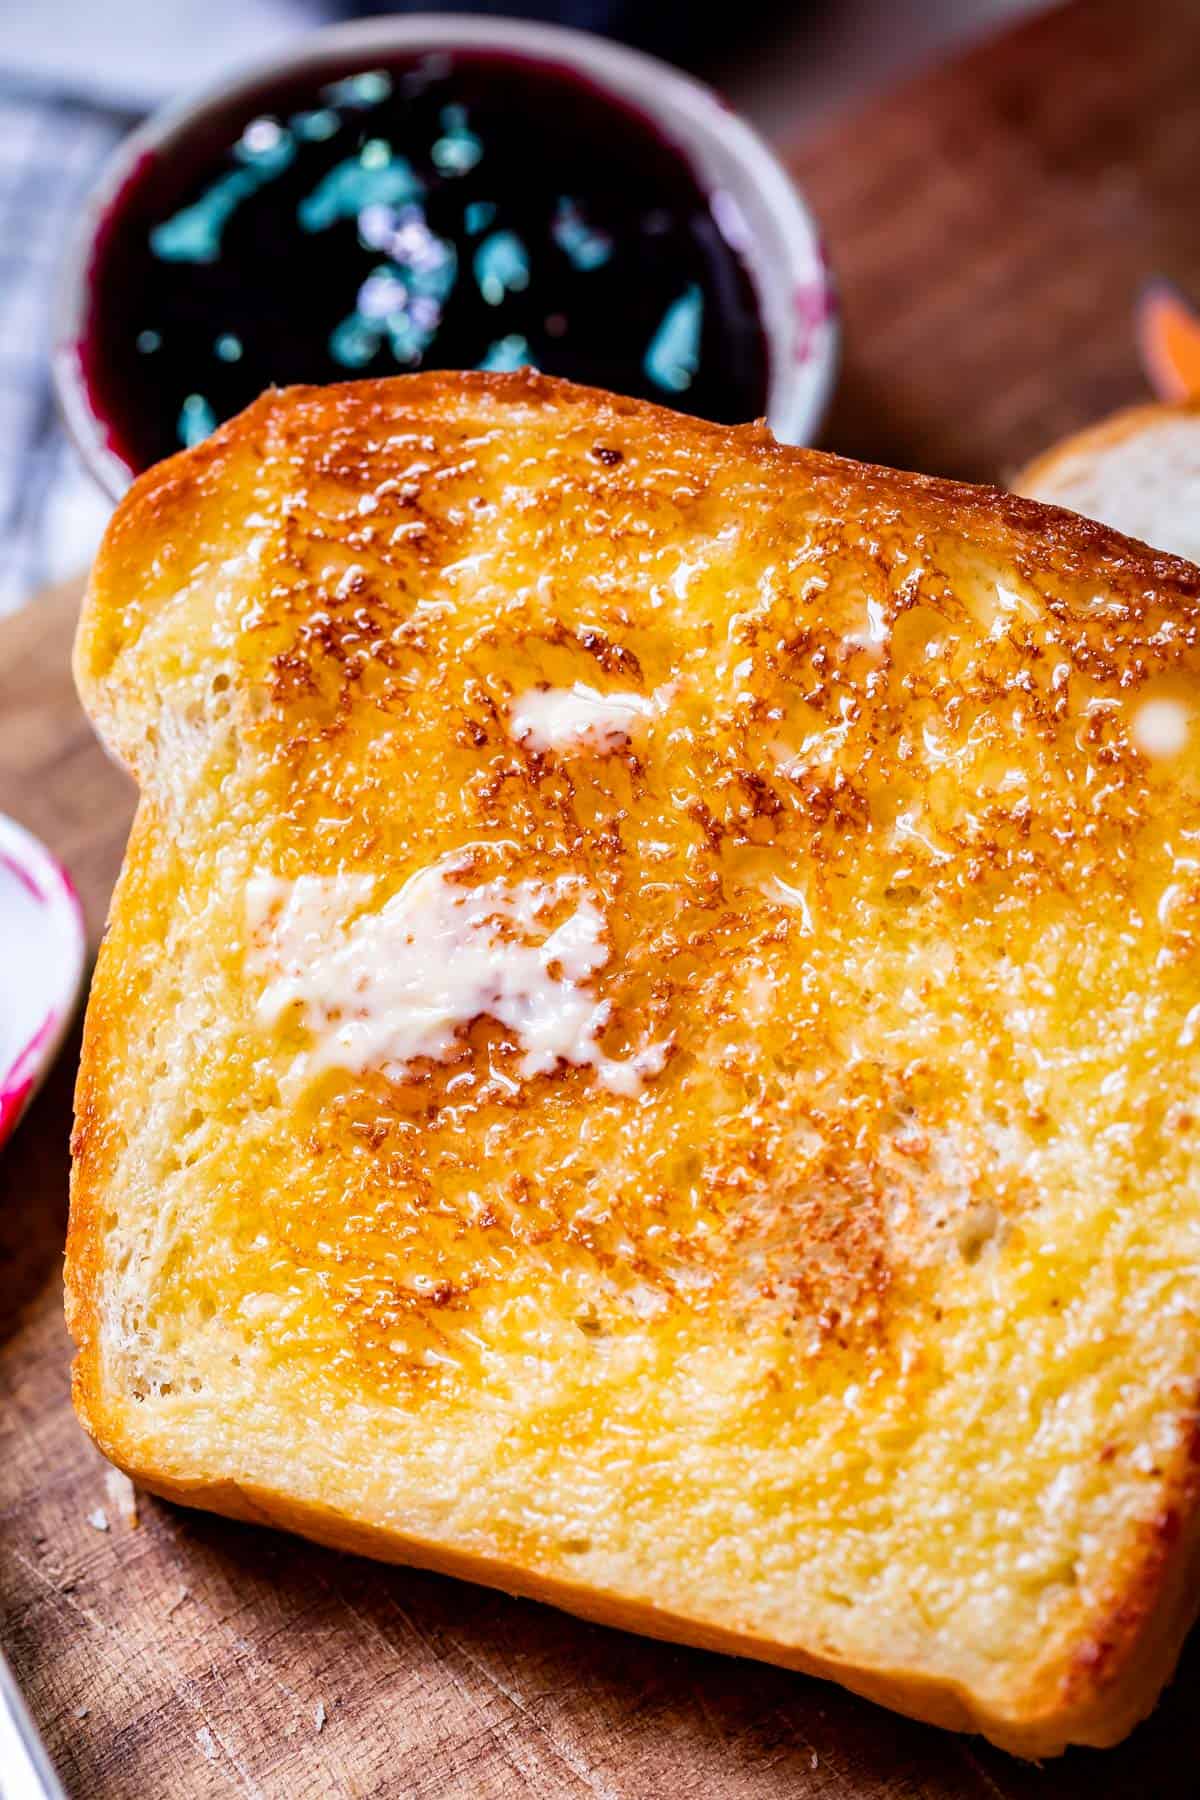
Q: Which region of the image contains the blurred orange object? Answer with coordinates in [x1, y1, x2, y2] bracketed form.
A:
[1137, 280, 1200, 401]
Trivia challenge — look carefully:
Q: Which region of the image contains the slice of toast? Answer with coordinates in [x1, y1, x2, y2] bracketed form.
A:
[67, 372, 1200, 1756]
[1016, 401, 1200, 562]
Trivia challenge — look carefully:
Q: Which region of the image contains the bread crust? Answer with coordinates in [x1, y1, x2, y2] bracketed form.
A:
[76, 376, 1200, 740]
[67, 372, 1200, 1758]
[59, 1442, 1194, 1761]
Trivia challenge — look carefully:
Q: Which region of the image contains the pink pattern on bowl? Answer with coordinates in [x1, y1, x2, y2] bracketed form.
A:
[0, 815, 86, 1153]
[794, 273, 836, 369]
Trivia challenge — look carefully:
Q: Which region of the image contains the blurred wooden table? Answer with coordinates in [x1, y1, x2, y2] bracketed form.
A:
[6, 2, 1200, 1795]
[795, 0, 1200, 483]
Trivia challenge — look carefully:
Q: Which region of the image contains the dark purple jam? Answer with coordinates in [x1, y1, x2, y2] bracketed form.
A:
[81, 51, 770, 476]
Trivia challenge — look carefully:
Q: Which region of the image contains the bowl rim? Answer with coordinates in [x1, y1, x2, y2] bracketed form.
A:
[53, 10, 838, 498]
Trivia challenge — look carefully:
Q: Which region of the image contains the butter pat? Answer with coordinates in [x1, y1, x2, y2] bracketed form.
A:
[1132, 696, 1189, 759]
[508, 682, 664, 753]
[246, 856, 666, 1096]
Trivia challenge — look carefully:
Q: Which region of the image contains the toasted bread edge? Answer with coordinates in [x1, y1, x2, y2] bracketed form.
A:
[59, 1433, 1200, 1759]
[73, 372, 1200, 753]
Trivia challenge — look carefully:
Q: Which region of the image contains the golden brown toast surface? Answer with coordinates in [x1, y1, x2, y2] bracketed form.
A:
[68, 373, 1200, 1755]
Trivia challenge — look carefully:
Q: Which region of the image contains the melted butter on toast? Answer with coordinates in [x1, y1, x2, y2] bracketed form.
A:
[246, 855, 668, 1097]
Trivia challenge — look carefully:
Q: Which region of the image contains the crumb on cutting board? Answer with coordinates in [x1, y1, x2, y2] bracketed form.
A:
[86, 1508, 109, 1532]
[105, 1466, 139, 1527]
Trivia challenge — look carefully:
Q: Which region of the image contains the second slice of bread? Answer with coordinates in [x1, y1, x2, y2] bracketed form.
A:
[1017, 401, 1200, 561]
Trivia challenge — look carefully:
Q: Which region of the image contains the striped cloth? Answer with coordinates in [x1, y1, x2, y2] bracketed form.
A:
[0, 90, 132, 614]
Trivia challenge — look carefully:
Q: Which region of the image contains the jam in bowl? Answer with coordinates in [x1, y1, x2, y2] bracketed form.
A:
[56, 17, 837, 493]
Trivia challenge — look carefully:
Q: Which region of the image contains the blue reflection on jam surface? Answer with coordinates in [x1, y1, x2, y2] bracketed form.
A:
[478, 333, 534, 372]
[644, 285, 703, 393]
[85, 52, 768, 465]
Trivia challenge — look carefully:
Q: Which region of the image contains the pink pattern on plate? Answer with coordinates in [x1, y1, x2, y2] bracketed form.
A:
[0, 1009, 59, 1150]
[0, 847, 46, 904]
[0, 815, 86, 1154]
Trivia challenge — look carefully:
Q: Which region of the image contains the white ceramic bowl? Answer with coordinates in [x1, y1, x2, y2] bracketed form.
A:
[0, 815, 86, 1153]
[54, 13, 838, 498]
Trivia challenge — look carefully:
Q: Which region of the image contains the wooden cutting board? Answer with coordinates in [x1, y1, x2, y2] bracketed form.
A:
[6, 2, 1200, 1794]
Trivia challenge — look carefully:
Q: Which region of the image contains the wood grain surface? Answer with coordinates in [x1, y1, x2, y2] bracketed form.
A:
[793, 0, 1200, 484]
[6, 2, 1200, 1793]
